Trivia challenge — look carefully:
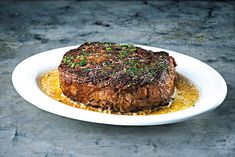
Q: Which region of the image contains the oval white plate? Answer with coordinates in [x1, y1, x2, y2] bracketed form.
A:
[12, 45, 227, 126]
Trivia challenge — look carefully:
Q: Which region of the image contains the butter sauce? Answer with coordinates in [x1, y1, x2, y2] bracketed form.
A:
[39, 70, 199, 115]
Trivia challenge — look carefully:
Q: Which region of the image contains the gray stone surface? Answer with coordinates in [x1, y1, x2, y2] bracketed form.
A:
[0, 0, 234, 156]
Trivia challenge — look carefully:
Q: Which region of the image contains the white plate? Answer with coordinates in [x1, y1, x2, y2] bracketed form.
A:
[12, 45, 227, 126]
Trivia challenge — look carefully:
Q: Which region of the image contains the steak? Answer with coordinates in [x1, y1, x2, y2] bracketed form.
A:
[58, 42, 177, 113]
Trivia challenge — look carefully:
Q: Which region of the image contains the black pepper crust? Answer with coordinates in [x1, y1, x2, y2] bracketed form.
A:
[58, 42, 176, 91]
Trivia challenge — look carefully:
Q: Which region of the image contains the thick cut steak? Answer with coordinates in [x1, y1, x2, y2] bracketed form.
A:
[58, 42, 177, 113]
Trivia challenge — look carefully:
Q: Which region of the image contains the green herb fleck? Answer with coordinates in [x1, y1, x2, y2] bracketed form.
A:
[120, 44, 128, 49]
[79, 57, 87, 66]
[118, 50, 128, 59]
[83, 68, 91, 72]
[81, 49, 89, 56]
[71, 62, 77, 68]
[120, 44, 136, 51]
[104, 43, 113, 47]
[112, 71, 116, 76]
[124, 59, 140, 76]
[106, 47, 112, 51]
[130, 47, 136, 52]
[63, 56, 73, 64]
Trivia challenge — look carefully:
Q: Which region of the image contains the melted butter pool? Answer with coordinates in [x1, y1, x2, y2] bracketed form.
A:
[39, 70, 199, 115]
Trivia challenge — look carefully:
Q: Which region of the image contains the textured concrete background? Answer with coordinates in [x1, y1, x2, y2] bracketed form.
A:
[0, 0, 234, 156]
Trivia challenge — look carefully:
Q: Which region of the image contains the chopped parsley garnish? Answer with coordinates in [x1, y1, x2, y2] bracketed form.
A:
[79, 57, 87, 66]
[120, 44, 132, 49]
[112, 71, 116, 76]
[104, 43, 113, 47]
[123, 58, 140, 76]
[83, 68, 91, 72]
[70, 62, 76, 68]
[118, 50, 128, 59]
[81, 49, 89, 56]
[104, 43, 113, 51]
[106, 47, 112, 51]
[62, 56, 73, 64]
[63, 53, 88, 68]
[62, 43, 169, 85]
[117, 44, 137, 60]
[120, 44, 136, 52]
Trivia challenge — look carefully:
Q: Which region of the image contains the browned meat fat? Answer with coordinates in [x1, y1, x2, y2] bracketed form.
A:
[58, 42, 177, 113]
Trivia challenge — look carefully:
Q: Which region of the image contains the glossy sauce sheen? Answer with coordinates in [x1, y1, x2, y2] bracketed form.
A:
[39, 70, 199, 115]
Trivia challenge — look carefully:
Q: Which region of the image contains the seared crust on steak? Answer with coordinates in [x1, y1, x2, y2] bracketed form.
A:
[58, 42, 177, 113]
